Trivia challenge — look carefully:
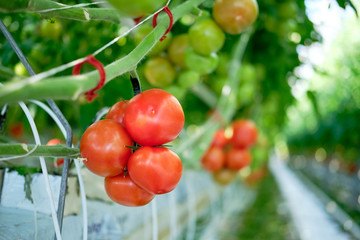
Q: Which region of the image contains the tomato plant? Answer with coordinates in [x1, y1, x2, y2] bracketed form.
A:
[104, 173, 155, 207]
[133, 24, 172, 56]
[201, 147, 225, 172]
[144, 56, 177, 87]
[213, 0, 259, 35]
[80, 119, 133, 177]
[225, 147, 252, 170]
[106, 0, 167, 17]
[167, 34, 189, 69]
[128, 146, 183, 194]
[230, 119, 258, 148]
[185, 47, 219, 74]
[124, 89, 185, 146]
[188, 18, 225, 56]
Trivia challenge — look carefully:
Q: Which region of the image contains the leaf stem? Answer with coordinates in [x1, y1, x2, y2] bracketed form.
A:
[0, 143, 80, 159]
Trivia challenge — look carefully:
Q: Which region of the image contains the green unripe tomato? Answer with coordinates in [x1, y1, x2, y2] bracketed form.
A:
[177, 70, 200, 88]
[106, 0, 167, 17]
[29, 43, 52, 66]
[14, 62, 28, 76]
[133, 24, 172, 56]
[277, 2, 298, 19]
[188, 18, 225, 56]
[237, 81, 256, 106]
[39, 19, 62, 40]
[185, 47, 219, 75]
[168, 34, 189, 69]
[240, 63, 257, 83]
[144, 56, 176, 87]
[208, 76, 228, 96]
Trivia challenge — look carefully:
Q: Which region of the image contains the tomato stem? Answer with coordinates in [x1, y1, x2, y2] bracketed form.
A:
[129, 70, 142, 96]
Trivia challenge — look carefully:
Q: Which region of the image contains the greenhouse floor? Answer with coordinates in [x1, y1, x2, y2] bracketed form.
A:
[1, 155, 359, 240]
[267, 155, 358, 240]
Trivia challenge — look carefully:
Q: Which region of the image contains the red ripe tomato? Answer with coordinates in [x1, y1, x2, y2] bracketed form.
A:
[124, 89, 185, 146]
[46, 139, 64, 167]
[46, 138, 62, 146]
[105, 173, 155, 207]
[106, 101, 128, 126]
[128, 146, 183, 194]
[201, 147, 225, 172]
[80, 119, 133, 177]
[9, 122, 24, 138]
[213, 0, 259, 35]
[244, 165, 267, 186]
[230, 119, 258, 148]
[212, 168, 237, 185]
[211, 129, 229, 148]
[225, 147, 252, 170]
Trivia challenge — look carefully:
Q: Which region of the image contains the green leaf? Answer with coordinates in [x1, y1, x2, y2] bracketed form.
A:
[336, 0, 358, 16]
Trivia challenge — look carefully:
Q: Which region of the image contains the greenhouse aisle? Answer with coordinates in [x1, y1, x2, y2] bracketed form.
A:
[270, 155, 353, 240]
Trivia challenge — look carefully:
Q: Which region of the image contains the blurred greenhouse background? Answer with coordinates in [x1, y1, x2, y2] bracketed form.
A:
[0, 0, 360, 239]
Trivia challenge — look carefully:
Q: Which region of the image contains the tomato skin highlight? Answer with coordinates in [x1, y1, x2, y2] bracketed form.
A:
[106, 101, 128, 126]
[128, 146, 183, 194]
[105, 173, 155, 207]
[201, 147, 226, 172]
[124, 89, 185, 146]
[226, 147, 252, 170]
[80, 119, 133, 177]
[230, 119, 258, 148]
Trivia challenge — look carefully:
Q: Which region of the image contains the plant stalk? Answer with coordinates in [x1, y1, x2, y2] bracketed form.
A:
[0, 143, 80, 159]
[0, 0, 207, 105]
[0, 0, 121, 23]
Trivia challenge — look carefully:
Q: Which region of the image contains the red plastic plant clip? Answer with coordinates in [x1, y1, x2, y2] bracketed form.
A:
[133, 15, 144, 25]
[72, 55, 106, 102]
[152, 5, 173, 42]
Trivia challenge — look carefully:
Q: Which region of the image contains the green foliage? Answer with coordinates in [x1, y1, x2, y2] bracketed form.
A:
[286, 16, 360, 162]
[0, 0, 320, 169]
[336, 0, 358, 15]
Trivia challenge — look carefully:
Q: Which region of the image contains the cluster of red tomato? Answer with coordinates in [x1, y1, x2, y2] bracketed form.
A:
[79, 89, 185, 207]
[201, 119, 258, 185]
